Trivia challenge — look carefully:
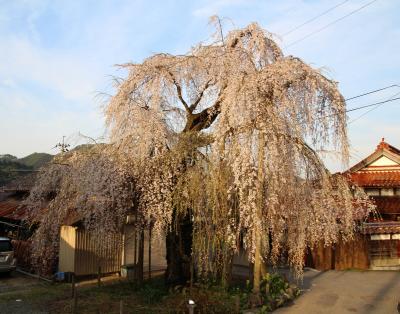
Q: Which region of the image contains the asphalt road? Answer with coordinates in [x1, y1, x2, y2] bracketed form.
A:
[276, 269, 400, 314]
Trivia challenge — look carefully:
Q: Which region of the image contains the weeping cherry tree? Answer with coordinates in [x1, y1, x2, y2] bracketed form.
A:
[26, 19, 373, 292]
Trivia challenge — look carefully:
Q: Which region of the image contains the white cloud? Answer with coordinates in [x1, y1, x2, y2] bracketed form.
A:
[1, 78, 17, 88]
[0, 36, 102, 103]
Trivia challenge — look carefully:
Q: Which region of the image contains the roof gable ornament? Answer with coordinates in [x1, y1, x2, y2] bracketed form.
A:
[376, 137, 389, 151]
[347, 138, 400, 173]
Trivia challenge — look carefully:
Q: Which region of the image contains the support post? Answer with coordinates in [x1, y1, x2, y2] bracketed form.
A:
[97, 266, 101, 287]
[148, 225, 152, 280]
[136, 229, 144, 283]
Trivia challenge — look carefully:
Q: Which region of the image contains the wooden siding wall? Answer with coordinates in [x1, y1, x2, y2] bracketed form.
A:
[309, 234, 370, 270]
[59, 226, 76, 273]
[74, 229, 122, 276]
[59, 226, 123, 276]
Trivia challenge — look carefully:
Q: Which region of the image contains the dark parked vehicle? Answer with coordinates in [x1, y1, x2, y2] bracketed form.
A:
[0, 237, 16, 274]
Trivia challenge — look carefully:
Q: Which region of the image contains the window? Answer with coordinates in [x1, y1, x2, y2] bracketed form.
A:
[381, 188, 394, 196]
[365, 188, 380, 196]
[0, 240, 13, 252]
[395, 188, 400, 196]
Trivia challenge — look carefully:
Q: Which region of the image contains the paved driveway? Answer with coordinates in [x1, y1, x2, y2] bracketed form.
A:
[276, 269, 400, 314]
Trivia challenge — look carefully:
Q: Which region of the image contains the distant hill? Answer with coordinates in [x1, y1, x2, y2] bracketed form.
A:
[0, 159, 32, 186]
[0, 154, 18, 161]
[19, 152, 53, 169]
[0, 152, 53, 187]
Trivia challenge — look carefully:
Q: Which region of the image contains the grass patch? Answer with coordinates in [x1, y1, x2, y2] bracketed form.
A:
[0, 273, 299, 313]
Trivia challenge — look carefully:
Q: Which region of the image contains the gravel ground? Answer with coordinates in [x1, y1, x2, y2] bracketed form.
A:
[0, 271, 50, 314]
[0, 270, 41, 293]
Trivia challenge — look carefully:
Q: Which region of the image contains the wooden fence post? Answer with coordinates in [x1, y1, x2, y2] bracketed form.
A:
[71, 273, 76, 298]
[120, 299, 124, 314]
[97, 266, 102, 287]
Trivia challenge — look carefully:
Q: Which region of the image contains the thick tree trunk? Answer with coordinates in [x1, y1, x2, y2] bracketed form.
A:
[165, 212, 193, 286]
[253, 132, 265, 294]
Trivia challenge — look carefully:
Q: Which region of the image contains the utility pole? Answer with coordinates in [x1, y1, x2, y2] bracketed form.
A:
[54, 136, 70, 153]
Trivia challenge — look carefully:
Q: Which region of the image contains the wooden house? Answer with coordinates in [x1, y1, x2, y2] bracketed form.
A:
[310, 138, 400, 270]
[349, 138, 400, 270]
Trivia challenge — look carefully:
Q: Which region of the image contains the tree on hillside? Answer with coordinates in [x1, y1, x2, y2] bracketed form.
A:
[26, 18, 372, 294]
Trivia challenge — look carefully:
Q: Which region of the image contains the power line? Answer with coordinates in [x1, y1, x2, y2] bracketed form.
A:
[285, 0, 379, 48]
[346, 96, 400, 113]
[282, 0, 350, 37]
[345, 84, 400, 101]
[348, 92, 400, 124]
[322, 94, 400, 120]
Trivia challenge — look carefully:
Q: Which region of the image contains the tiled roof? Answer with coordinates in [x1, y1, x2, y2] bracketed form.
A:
[349, 171, 400, 187]
[0, 201, 27, 220]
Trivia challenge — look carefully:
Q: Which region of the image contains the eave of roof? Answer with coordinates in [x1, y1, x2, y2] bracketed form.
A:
[346, 139, 400, 174]
[349, 171, 400, 187]
[362, 221, 400, 234]
[348, 150, 400, 173]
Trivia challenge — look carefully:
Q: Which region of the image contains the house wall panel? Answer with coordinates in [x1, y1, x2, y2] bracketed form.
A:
[72, 228, 122, 276]
[59, 226, 76, 273]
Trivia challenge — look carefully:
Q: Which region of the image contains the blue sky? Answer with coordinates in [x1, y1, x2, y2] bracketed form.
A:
[0, 0, 399, 171]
